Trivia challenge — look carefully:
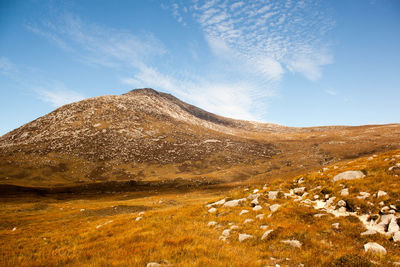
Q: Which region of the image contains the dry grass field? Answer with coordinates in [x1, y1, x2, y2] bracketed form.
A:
[1, 149, 400, 266]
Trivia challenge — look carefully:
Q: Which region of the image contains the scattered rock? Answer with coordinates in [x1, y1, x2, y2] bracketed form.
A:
[238, 233, 253, 242]
[268, 191, 279, 200]
[261, 230, 273, 240]
[270, 204, 281, 212]
[12, 227, 17, 231]
[256, 214, 264, 220]
[293, 187, 306, 195]
[223, 198, 246, 207]
[206, 199, 226, 208]
[332, 223, 339, 229]
[146, 263, 161, 267]
[260, 225, 268, 230]
[230, 225, 239, 230]
[281, 239, 302, 248]
[388, 218, 400, 234]
[136, 217, 142, 221]
[253, 205, 262, 211]
[239, 210, 249, 215]
[357, 192, 370, 200]
[207, 221, 217, 227]
[364, 242, 386, 254]
[393, 232, 400, 242]
[337, 200, 346, 207]
[340, 188, 349, 196]
[377, 190, 387, 198]
[253, 189, 259, 193]
[243, 219, 254, 224]
[208, 207, 217, 213]
[361, 229, 377, 236]
[332, 171, 365, 182]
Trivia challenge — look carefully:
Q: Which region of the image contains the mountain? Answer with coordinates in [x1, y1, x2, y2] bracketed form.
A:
[1, 88, 399, 187]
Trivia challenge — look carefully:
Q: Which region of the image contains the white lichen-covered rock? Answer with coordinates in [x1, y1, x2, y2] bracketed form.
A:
[293, 187, 306, 195]
[206, 199, 226, 208]
[376, 190, 387, 198]
[256, 214, 264, 220]
[230, 225, 239, 230]
[253, 205, 262, 211]
[361, 229, 377, 236]
[146, 263, 161, 267]
[314, 200, 326, 210]
[247, 193, 260, 200]
[388, 218, 400, 234]
[223, 198, 246, 207]
[238, 233, 253, 242]
[207, 221, 218, 227]
[364, 242, 386, 254]
[281, 239, 302, 248]
[337, 200, 346, 207]
[268, 191, 279, 200]
[332, 171, 365, 182]
[269, 204, 281, 212]
[208, 207, 217, 213]
[393, 232, 400, 242]
[243, 219, 254, 224]
[357, 192, 370, 200]
[239, 209, 249, 215]
[332, 223, 339, 229]
[340, 188, 349, 196]
[261, 230, 274, 240]
[251, 198, 259, 205]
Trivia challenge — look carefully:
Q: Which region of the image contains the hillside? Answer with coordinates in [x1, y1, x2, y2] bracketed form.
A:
[0, 88, 400, 187]
[1, 149, 399, 266]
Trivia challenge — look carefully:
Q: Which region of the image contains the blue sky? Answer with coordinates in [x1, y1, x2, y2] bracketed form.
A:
[1, 0, 399, 135]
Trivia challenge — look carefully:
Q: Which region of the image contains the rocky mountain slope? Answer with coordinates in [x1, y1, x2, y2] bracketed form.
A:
[0, 88, 399, 187]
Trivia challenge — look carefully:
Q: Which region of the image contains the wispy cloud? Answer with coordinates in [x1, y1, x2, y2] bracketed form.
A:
[325, 89, 337, 96]
[35, 87, 85, 107]
[26, 14, 166, 69]
[176, 0, 334, 81]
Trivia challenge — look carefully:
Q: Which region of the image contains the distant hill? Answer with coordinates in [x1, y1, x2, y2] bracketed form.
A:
[0, 88, 399, 187]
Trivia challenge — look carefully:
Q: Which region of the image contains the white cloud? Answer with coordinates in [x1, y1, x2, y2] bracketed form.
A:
[325, 89, 337, 96]
[176, 0, 334, 81]
[35, 87, 85, 107]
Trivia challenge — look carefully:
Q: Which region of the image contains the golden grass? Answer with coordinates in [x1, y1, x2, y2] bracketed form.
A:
[1, 150, 400, 266]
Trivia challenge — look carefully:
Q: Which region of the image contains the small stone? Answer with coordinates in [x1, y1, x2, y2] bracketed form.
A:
[136, 217, 142, 221]
[80, 209, 85, 212]
[293, 187, 306, 195]
[361, 229, 377, 236]
[377, 190, 387, 198]
[253, 189, 259, 193]
[269, 204, 281, 212]
[221, 229, 230, 237]
[256, 214, 264, 220]
[260, 225, 268, 230]
[230, 225, 239, 230]
[340, 188, 349, 196]
[281, 239, 302, 248]
[238, 233, 253, 242]
[364, 242, 386, 254]
[239, 209, 249, 215]
[223, 198, 246, 207]
[332, 223, 339, 229]
[12, 227, 17, 231]
[146, 263, 161, 267]
[393, 232, 400, 242]
[332, 171, 365, 182]
[208, 207, 217, 213]
[207, 221, 218, 227]
[243, 219, 254, 224]
[261, 229, 274, 240]
[337, 200, 346, 207]
[253, 205, 262, 211]
[268, 191, 279, 200]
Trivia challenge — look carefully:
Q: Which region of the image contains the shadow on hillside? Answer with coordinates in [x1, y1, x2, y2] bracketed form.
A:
[0, 178, 236, 200]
